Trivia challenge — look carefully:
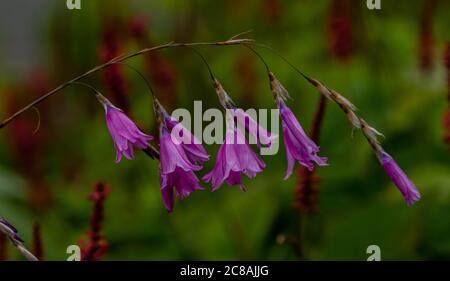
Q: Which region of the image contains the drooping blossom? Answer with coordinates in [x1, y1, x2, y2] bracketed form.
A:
[213, 78, 277, 148]
[232, 108, 277, 148]
[300, 73, 420, 207]
[378, 151, 421, 206]
[203, 114, 266, 191]
[155, 99, 210, 167]
[269, 72, 327, 179]
[159, 125, 204, 212]
[154, 97, 205, 212]
[278, 98, 328, 178]
[97, 94, 153, 163]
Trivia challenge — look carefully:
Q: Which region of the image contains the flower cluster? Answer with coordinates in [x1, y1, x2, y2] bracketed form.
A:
[93, 64, 420, 211]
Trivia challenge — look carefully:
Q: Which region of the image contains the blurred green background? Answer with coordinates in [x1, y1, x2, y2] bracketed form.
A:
[0, 0, 449, 261]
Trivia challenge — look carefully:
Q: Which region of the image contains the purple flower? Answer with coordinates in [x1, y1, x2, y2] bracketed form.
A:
[277, 98, 327, 179]
[213, 78, 277, 149]
[203, 124, 266, 191]
[159, 125, 204, 212]
[164, 114, 210, 167]
[231, 108, 277, 148]
[101, 101, 153, 163]
[378, 151, 421, 206]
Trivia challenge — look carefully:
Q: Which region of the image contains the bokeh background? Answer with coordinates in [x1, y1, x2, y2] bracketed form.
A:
[0, 0, 449, 261]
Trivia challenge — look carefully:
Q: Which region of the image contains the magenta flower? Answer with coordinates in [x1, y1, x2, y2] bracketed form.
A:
[159, 126, 204, 212]
[231, 108, 277, 148]
[378, 151, 421, 206]
[203, 124, 266, 191]
[277, 98, 327, 179]
[98, 95, 153, 163]
[213, 78, 277, 149]
[163, 113, 210, 167]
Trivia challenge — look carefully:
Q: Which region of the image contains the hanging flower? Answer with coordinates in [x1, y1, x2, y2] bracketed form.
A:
[164, 115, 209, 166]
[231, 108, 277, 148]
[97, 94, 153, 163]
[203, 115, 266, 191]
[378, 151, 421, 206]
[213, 78, 277, 148]
[278, 98, 328, 178]
[155, 99, 210, 167]
[159, 125, 204, 212]
[269, 72, 327, 179]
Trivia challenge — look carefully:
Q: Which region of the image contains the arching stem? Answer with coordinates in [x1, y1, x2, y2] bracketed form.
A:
[0, 38, 253, 129]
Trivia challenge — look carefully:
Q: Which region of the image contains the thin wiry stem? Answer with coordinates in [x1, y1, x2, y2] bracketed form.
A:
[70, 81, 103, 95]
[242, 44, 270, 74]
[110, 62, 160, 159]
[184, 46, 215, 80]
[113, 62, 156, 97]
[249, 42, 311, 82]
[0, 37, 253, 129]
